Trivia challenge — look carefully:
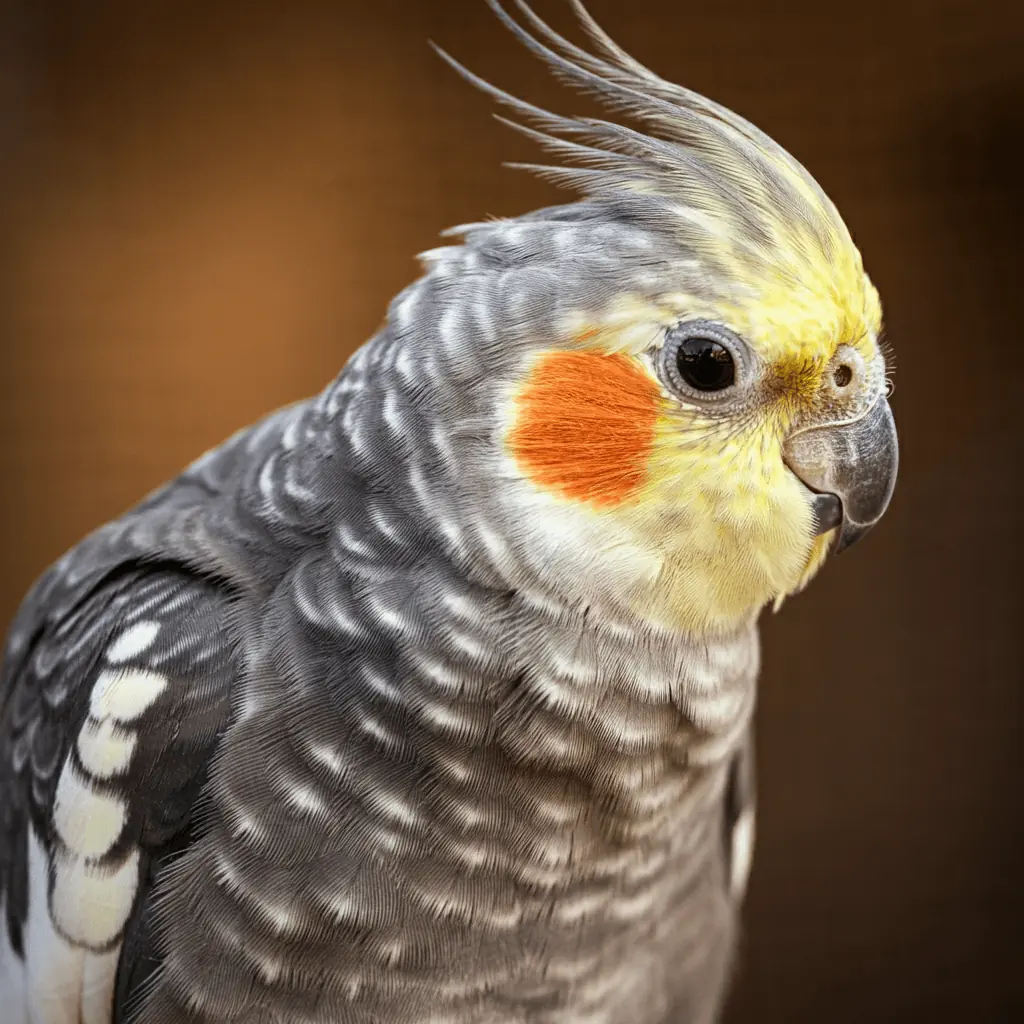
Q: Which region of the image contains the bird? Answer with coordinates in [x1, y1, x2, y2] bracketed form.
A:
[0, 2, 897, 1022]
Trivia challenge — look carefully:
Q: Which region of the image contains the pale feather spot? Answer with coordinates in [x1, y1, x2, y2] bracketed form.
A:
[237, 687, 265, 723]
[392, 289, 419, 334]
[532, 794, 578, 827]
[417, 655, 462, 693]
[373, 937, 403, 966]
[622, 670, 675, 703]
[283, 466, 316, 504]
[438, 307, 461, 351]
[687, 686, 745, 731]
[516, 585, 566, 620]
[331, 376, 363, 396]
[435, 516, 464, 554]
[308, 742, 347, 776]
[360, 715, 395, 747]
[50, 846, 140, 948]
[372, 791, 419, 828]
[448, 629, 485, 660]
[281, 412, 301, 450]
[607, 884, 660, 923]
[105, 620, 160, 664]
[285, 783, 326, 818]
[259, 900, 301, 937]
[440, 590, 477, 620]
[436, 752, 471, 784]
[419, 700, 468, 735]
[371, 827, 400, 854]
[346, 417, 369, 460]
[89, 668, 167, 723]
[229, 807, 269, 845]
[382, 390, 403, 434]
[730, 808, 756, 901]
[324, 592, 364, 638]
[368, 506, 401, 544]
[340, 399, 360, 437]
[213, 850, 242, 890]
[407, 462, 434, 510]
[325, 891, 355, 924]
[451, 838, 489, 870]
[76, 717, 137, 780]
[53, 760, 126, 857]
[253, 950, 285, 985]
[549, 649, 598, 687]
[449, 799, 484, 828]
[688, 721, 750, 767]
[538, 947, 603, 986]
[347, 344, 370, 372]
[474, 523, 513, 566]
[361, 665, 401, 702]
[552, 888, 609, 926]
[24, 828, 85, 1023]
[258, 458, 278, 505]
[367, 593, 404, 633]
[394, 346, 415, 383]
[429, 422, 457, 465]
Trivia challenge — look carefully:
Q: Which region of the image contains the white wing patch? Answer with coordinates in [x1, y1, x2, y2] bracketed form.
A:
[49, 679, 148, 951]
[76, 718, 137, 780]
[53, 762, 126, 858]
[37, 660, 151, 953]
[51, 845, 140, 951]
[9, 828, 122, 1024]
[89, 669, 167, 723]
[104, 621, 160, 665]
[25, 828, 84, 1023]
[81, 947, 121, 1024]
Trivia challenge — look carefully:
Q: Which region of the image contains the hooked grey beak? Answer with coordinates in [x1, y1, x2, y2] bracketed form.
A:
[782, 398, 898, 553]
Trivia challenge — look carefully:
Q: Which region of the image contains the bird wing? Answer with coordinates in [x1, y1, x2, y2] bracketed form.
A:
[0, 555, 238, 1024]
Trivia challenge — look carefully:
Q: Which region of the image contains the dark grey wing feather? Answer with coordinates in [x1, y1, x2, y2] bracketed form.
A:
[0, 560, 237, 1019]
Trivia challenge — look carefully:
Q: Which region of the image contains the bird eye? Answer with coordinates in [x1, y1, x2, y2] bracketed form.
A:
[660, 321, 744, 400]
[675, 336, 735, 391]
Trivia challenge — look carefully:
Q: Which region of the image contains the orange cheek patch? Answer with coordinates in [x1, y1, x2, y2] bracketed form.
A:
[507, 350, 661, 507]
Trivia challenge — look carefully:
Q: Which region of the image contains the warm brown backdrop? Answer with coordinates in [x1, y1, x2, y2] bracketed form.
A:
[1, 0, 1021, 1020]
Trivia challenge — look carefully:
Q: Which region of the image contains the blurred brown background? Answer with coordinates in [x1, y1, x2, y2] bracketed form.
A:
[0, 0, 1021, 1020]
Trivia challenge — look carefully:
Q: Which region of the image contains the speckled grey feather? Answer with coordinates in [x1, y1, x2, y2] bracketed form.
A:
[0, 4, 773, 1022]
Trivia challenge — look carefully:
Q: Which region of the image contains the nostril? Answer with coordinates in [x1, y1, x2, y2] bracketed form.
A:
[833, 364, 853, 388]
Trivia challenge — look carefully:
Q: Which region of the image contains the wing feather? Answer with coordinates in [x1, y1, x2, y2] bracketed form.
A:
[0, 565, 237, 1023]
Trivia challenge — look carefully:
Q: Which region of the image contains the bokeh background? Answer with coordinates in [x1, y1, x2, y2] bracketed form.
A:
[1, 0, 1021, 1020]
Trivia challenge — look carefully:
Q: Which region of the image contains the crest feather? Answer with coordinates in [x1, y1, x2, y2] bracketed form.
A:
[433, 0, 873, 309]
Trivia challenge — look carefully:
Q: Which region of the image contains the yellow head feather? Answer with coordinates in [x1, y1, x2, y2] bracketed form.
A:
[445, 2, 886, 634]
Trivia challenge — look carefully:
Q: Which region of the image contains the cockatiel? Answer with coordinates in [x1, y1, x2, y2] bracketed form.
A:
[0, 2, 897, 1022]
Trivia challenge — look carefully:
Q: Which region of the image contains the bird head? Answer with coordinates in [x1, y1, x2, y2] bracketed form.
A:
[418, 1, 897, 637]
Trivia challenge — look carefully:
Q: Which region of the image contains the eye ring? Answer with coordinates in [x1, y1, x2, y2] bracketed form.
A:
[659, 320, 747, 401]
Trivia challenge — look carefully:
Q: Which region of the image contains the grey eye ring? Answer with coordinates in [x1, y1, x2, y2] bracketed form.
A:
[660, 320, 748, 401]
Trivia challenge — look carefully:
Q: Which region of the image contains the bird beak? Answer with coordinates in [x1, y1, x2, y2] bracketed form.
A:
[782, 397, 898, 553]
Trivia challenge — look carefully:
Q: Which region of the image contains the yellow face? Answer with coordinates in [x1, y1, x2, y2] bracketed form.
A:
[439, 0, 893, 638]
[505, 264, 884, 637]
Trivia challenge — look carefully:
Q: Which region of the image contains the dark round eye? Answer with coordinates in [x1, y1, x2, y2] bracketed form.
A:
[675, 336, 736, 392]
[659, 320, 746, 402]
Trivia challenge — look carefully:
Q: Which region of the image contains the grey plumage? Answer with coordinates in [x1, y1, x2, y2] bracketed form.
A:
[2, 363, 755, 1021]
[0, 2, 892, 1022]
